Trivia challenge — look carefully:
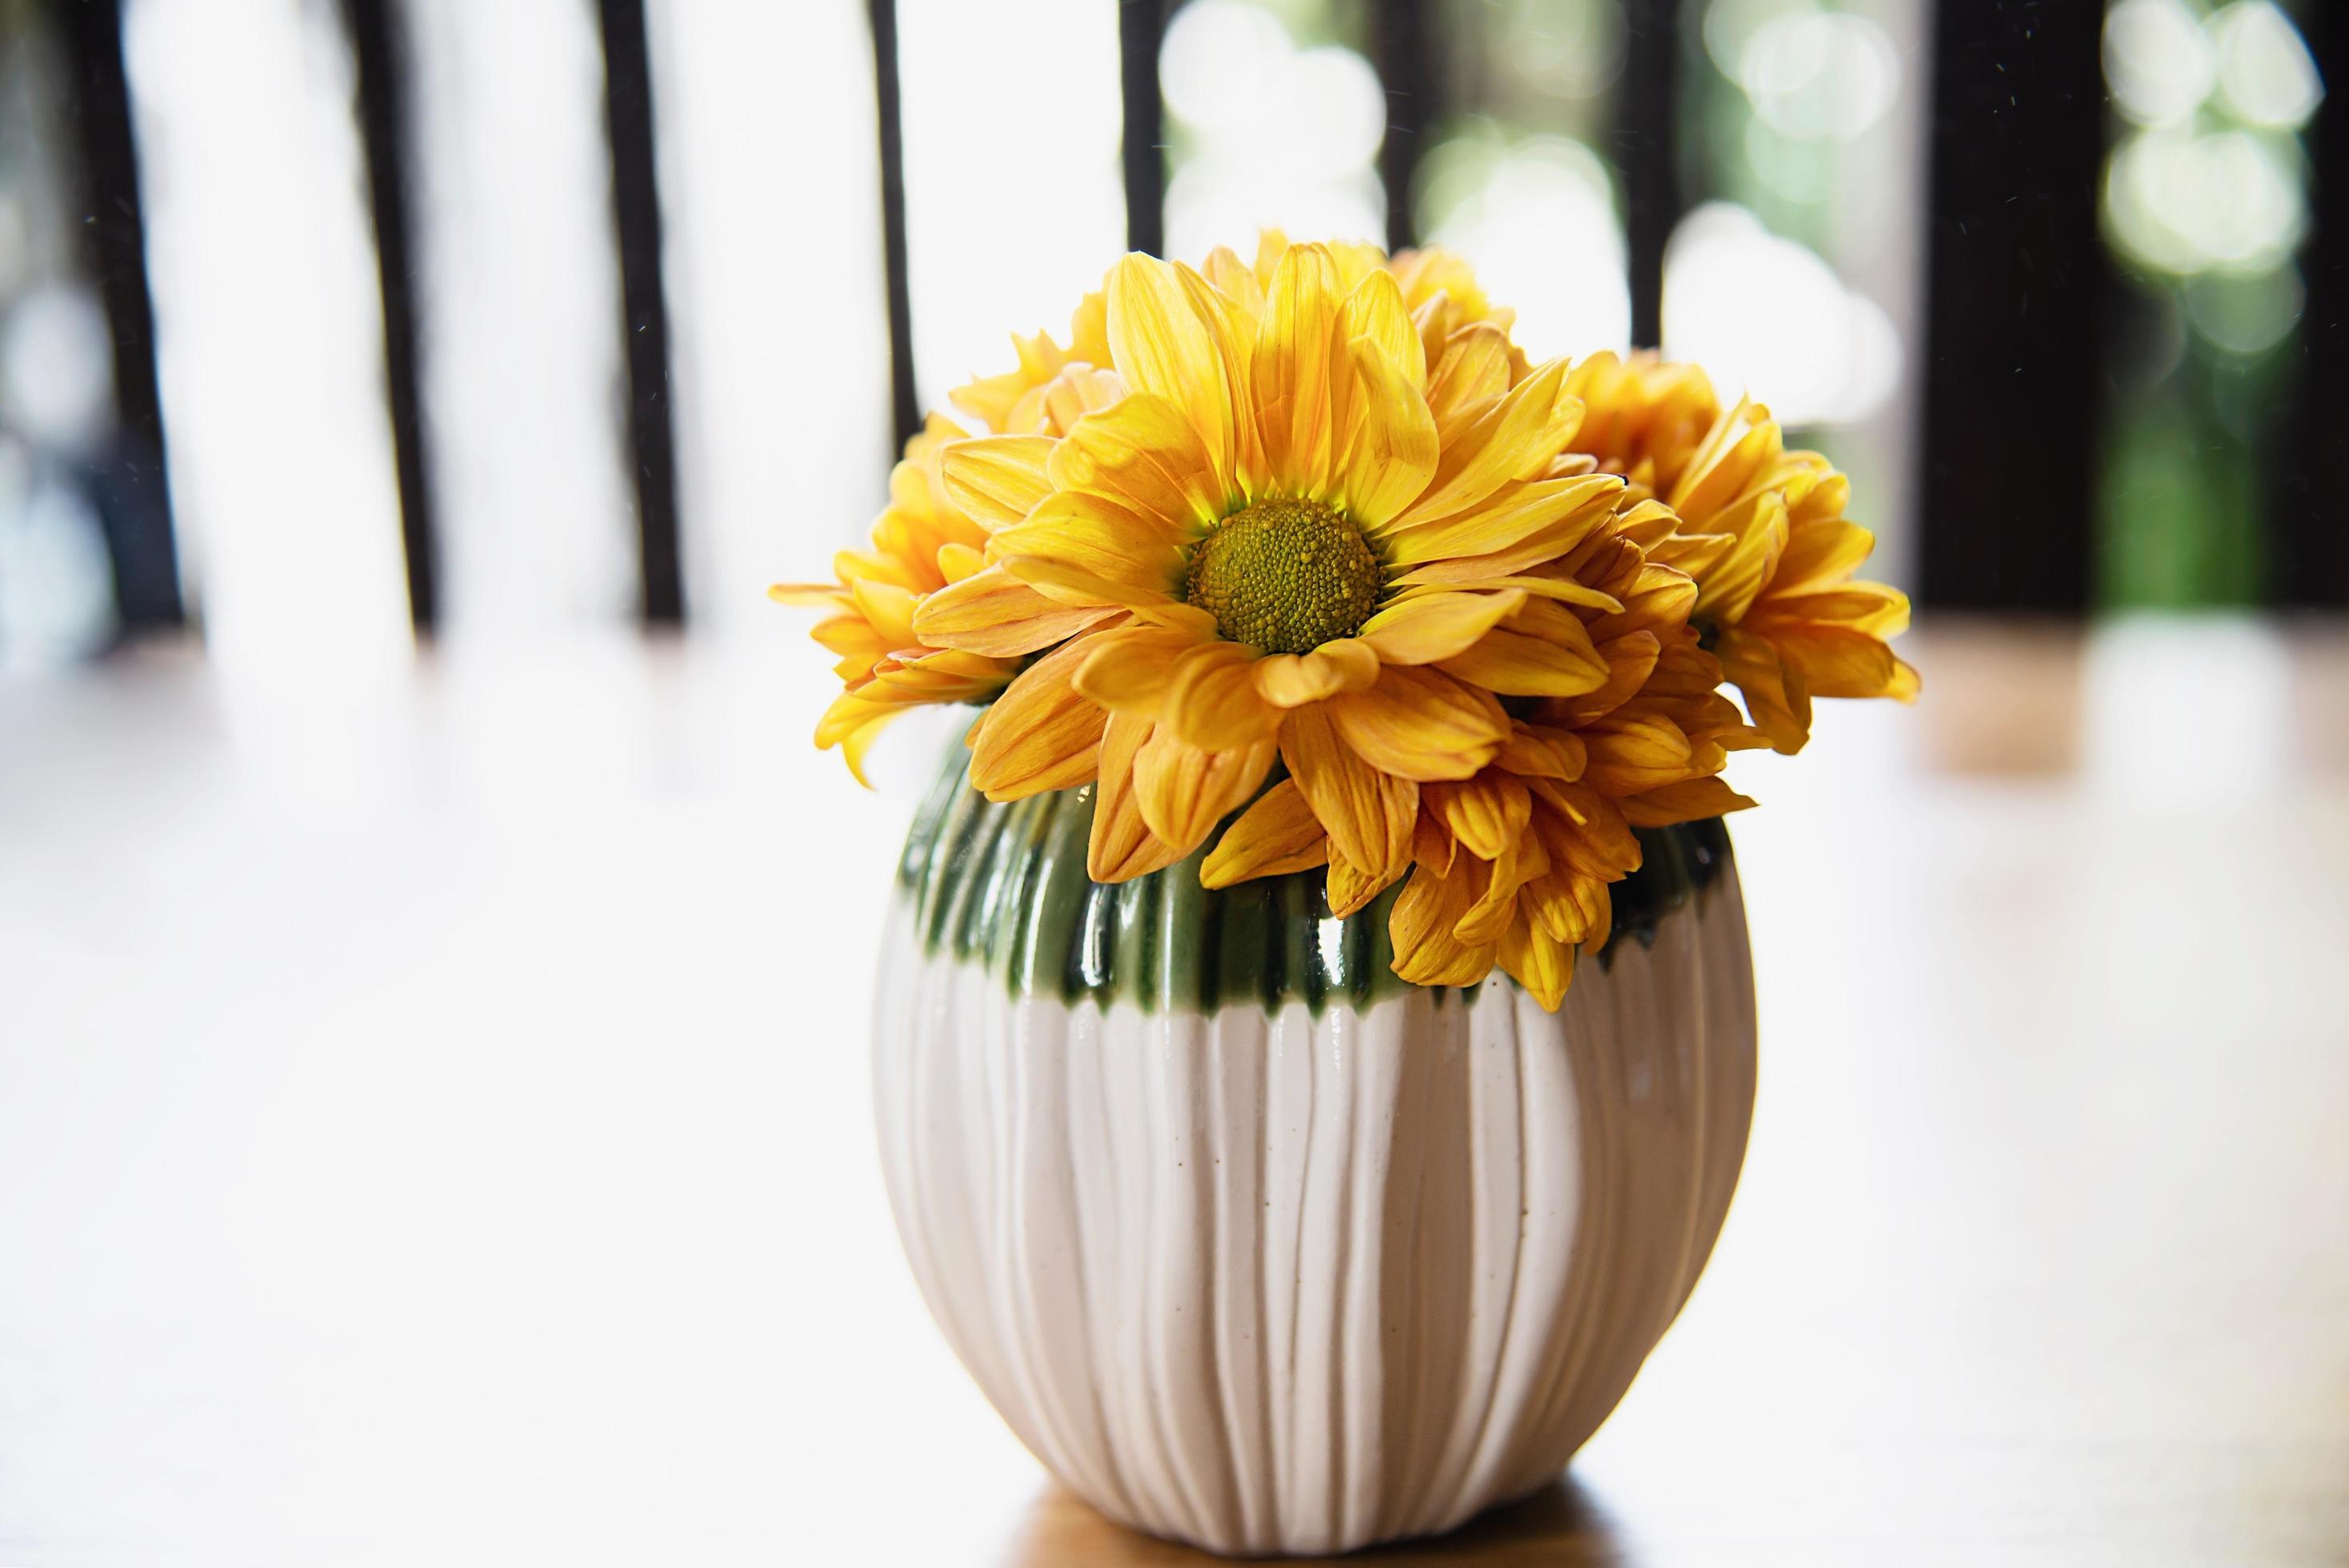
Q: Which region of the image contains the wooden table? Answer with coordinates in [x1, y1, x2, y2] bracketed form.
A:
[2, 619, 2343, 1566]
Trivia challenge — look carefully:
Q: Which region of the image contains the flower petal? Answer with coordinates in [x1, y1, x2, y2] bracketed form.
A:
[1395, 357, 1580, 528]
[967, 639, 1108, 801]
[1254, 638, 1380, 707]
[911, 565, 1119, 656]
[1201, 778, 1330, 887]
[1132, 730, 1277, 855]
[1163, 641, 1283, 750]
[1074, 622, 1210, 719]
[1389, 862, 1498, 988]
[1359, 590, 1525, 666]
[1047, 391, 1227, 530]
[1339, 337, 1440, 529]
[1618, 776, 1757, 828]
[938, 434, 1055, 529]
[1279, 704, 1417, 882]
[1106, 254, 1235, 499]
[1253, 242, 1346, 497]
[1497, 917, 1575, 1010]
[1087, 714, 1189, 882]
[1324, 665, 1508, 782]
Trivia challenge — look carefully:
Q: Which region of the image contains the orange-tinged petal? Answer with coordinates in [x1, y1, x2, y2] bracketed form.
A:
[1325, 666, 1508, 782]
[1498, 917, 1575, 1010]
[967, 640, 1107, 801]
[1619, 776, 1757, 828]
[1201, 778, 1331, 887]
[1422, 772, 1531, 862]
[1254, 638, 1380, 707]
[1582, 712, 1695, 794]
[1163, 641, 1283, 750]
[1435, 622, 1610, 698]
[1088, 714, 1188, 882]
[1279, 704, 1417, 881]
[1074, 622, 1211, 719]
[1767, 624, 1901, 698]
[1771, 518, 1877, 592]
[1132, 730, 1276, 855]
[1492, 722, 1588, 780]
[1326, 854, 1405, 918]
[1389, 862, 1498, 988]
[1359, 590, 1524, 666]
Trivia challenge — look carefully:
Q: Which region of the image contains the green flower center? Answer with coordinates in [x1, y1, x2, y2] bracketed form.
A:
[1183, 498, 1382, 654]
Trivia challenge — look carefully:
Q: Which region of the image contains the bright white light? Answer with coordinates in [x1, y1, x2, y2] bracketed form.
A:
[123, 0, 410, 682]
[898, 0, 1124, 413]
[1160, 0, 1288, 134]
[2105, 127, 2304, 274]
[2104, 0, 2216, 127]
[2209, 1, 2323, 130]
[1739, 13, 1900, 142]
[407, 0, 638, 638]
[0, 283, 111, 454]
[1427, 137, 1629, 359]
[646, 0, 892, 630]
[1161, 5, 1386, 264]
[1661, 202, 1900, 428]
[1703, 0, 1817, 82]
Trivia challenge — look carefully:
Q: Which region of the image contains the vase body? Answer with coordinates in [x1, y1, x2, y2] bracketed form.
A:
[871, 750, 1757, 1558]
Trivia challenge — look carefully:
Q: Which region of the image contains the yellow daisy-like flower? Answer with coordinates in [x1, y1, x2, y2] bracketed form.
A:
[914, 242, 1627, 905]
[1201, 494, 1760, 1006]
[1570, 356, 1919, 753]
[769, 413, 1112, 783]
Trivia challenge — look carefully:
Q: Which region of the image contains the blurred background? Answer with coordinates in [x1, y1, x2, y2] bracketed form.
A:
[0, 2, 2343, 1564]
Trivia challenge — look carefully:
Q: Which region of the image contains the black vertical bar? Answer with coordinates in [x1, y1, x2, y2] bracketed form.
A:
[50, 0, 182, 632]
[342, 0, 438, 634]
[597, 0, 684, 626]
[2276, 2, 2348, 607]
[868, 0, 920, 452]
[1119, 0, 1165, 257]
[1618, 0, 1680, 350]
[1373, 0, 1438, 253]
[1919, 0, 2103, 611]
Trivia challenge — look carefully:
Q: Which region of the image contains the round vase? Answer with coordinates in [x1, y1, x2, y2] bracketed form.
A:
[871, 744, 1757, 1558]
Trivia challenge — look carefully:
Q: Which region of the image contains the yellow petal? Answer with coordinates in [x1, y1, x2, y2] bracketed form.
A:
[1497, 917, 1575, 1010]
[1359, 590, 1526, 666]
[1422, 773, 1532, 862]
[1324, 666, 1508, 782]
[1383, 474, 1623, 565]
[1253, 638, 1381, 707]
[1279, 704, 1417, 882]
[1493, 722, 1588, 780]
[1200, 778, 1330, 887]
[938, 434, 1055, 529]
[1340, 268, 1425, 389]
[1339, 336, 1440, 529]
[1106, 254, 1235, 500]
[1771, 518, 1877, 592]
[1046, 391, 1226, 530]
[850, 578, 918, 650]
[1132, 730, 1276, 856]
[991, 490, 1187, 594]
[1423, 325, 1511, 440]
[1073, 622, 1209, 719]
[967, 639, 1107, 801]
[1582, 713, 1695, 795]
[1252, 242, 1345, 497]
[1395, 357, 1579, 528]
[1088, 714, 1189, 882]
[1163, 641, 1283, 750]
[1435, 619, 1610, 698]
[1389, 863, 1499, 989]
[1767, 625, 1900, 698]
[1695, 490, 1790, 624]
[911, 565, 1118, 656]
[1327, 852, 1407, 917]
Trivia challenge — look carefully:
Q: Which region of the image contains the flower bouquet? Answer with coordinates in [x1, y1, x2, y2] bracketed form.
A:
[775, 234, 1913, 1557]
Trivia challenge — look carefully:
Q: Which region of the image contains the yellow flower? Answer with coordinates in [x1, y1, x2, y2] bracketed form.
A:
[914, 242, 1625, 906]
[1570, 357, 1919, 752]
[770, 414, 1111, 783]
[1203, 498, 1759, 1007]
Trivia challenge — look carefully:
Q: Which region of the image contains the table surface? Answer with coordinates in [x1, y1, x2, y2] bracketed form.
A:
[2, 618, 2345, 1567]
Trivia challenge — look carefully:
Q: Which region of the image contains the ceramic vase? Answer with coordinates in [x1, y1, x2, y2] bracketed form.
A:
[871, 743, 1757, 1557]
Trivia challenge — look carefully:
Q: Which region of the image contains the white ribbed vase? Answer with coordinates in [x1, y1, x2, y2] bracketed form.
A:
[872, 749, 1756, 1558]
